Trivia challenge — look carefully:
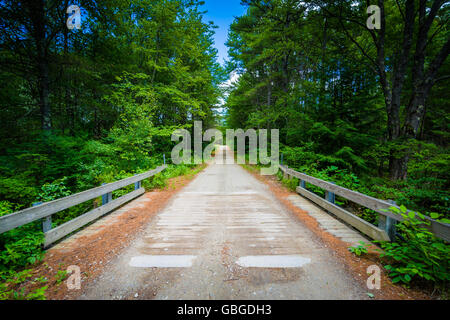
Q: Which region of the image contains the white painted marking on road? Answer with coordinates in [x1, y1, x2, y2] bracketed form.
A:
[236, 255, 311, 268]
[129, 255, 196, 268]
[183, 191, 258, 195]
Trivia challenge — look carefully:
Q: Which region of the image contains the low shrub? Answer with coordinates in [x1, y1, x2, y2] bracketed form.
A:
[376, 206, 449, 290]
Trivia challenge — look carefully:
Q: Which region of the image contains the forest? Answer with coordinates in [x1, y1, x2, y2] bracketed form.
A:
[0, 0, 225, 298]
[0, 0, 449, 299]
[224, 0, 449, 292]
[226, 0, 449, 218]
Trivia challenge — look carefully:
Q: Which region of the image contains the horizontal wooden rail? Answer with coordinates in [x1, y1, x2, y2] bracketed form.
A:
[44, 188, 145, 247]
[279, 165, 450, 242]
[0, 165, 167, 237]
[296, 186, 390, 241]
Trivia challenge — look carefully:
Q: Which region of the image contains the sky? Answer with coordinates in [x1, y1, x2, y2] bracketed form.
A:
[200, 0, 248, 66]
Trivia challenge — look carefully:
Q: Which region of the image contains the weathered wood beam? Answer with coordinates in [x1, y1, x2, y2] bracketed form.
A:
[296, 186, 390, 241]
[0, 165, 166, 234]
[44, 188, 145, 248]
[280, 165, 449, 242]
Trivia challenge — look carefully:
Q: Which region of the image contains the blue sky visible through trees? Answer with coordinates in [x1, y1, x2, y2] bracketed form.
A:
[201, 0, 247, 66]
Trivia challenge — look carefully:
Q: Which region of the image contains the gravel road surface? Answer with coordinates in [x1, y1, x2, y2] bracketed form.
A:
[79, 147, 368, 300]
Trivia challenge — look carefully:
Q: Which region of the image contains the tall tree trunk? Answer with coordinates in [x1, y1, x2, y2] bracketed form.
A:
[27, 0, 51, 131]
[38, 55, 51, 131]
[393, 1, 450, 179]
[319, 17, 328, 107]
[386, 0, 415, 180]
[63, 0, 74, 136]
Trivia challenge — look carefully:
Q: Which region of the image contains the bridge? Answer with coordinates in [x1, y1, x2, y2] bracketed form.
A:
[0, 146, 448, 300]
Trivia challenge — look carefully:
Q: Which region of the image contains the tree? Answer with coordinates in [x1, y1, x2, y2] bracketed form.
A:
[0, 0, 69, 131]
[312, 0, 449, 179]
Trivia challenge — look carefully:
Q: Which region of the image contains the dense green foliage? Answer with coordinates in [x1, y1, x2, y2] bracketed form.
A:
[377, 207, 449, 288]
[0, 0, 224, 205]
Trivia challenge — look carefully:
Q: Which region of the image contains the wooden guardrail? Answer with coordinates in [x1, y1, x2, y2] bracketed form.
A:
[0, 165, 167, 247]
[279, 165, 450, 242]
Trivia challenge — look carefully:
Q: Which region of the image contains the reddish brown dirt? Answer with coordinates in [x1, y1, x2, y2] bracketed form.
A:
[243, 165, 431, 300]
[14, 165, 206, 300]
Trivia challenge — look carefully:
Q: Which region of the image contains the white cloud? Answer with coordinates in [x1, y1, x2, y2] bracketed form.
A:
[215, 71, 241, 108]
[221, 71, 241, 88]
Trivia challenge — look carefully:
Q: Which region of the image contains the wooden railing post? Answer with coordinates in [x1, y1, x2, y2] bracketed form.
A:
[379, 199, 397, 241]
[134, 180, 142, 190]
[325, 182, 335, 204]
[300, 180, 306, 189]
[34, 202, 52, 233]
[101, 183, 112, 205]
[283, 165, 289, 180]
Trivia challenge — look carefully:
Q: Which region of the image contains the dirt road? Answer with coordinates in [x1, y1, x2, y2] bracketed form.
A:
[79, 147, 368, 300]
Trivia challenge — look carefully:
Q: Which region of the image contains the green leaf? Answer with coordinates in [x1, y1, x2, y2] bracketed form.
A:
[392, 276, 402, 284]
[389, 207, 400, 214]
[430, 212, 439, 219]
